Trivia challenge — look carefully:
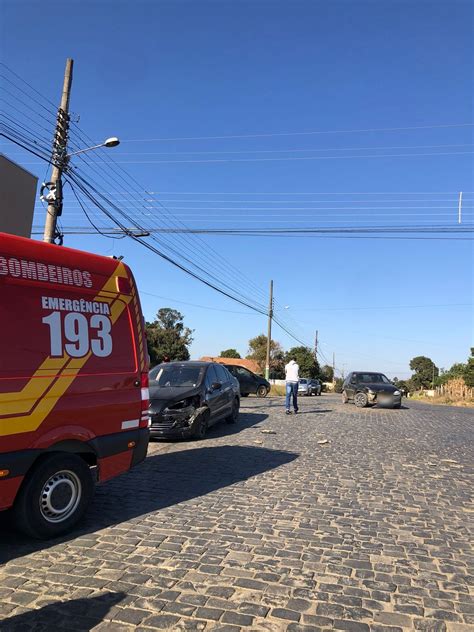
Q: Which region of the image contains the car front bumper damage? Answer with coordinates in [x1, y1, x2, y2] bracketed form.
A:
[149, 405, 208, 438]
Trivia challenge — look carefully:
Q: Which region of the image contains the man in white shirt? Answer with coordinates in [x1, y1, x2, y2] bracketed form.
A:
[285, 358, 299, 414]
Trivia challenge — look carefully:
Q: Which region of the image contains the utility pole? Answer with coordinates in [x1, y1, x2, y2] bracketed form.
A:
[458, 191, 463, 224]
[265, 280, 273, 381]
[332, 352, 336, 385]
[43, 58, 74, 244]
[314, 330, 318, 362]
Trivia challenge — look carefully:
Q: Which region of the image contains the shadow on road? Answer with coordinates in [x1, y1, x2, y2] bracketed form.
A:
[294, 409, 333, 415]
[0, 440, 298, 563]
[149, 411, 269, 443]
[209, 411, 268, 438]
[0, 591, 125, 631]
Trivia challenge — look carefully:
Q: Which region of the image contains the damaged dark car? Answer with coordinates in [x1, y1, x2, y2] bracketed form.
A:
[342, 371, 402, 409]
[148, 361, 240, 440]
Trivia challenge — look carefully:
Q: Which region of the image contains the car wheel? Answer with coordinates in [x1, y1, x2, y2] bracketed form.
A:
[342, 390, 348, 404]
[354, 392, 369, 408]
[226, 398, 240, 424]
[12, 453, 94, 539]
[256, 385, 267, 398]
[193, 411, 209, 439]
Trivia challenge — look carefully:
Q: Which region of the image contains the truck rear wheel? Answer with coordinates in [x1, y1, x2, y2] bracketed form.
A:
[13, 453, 94, 539]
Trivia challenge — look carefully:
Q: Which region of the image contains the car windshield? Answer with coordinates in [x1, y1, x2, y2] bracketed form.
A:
[149, 364, 204, 387]
[355, 373, 390, 384]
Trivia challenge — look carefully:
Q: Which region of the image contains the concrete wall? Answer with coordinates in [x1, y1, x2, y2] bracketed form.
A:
[0, 155, 37, 238]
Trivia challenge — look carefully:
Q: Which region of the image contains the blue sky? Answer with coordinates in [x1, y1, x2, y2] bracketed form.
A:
[1, 0, 473, 378]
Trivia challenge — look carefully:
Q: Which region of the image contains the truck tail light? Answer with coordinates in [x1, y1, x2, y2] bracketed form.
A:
[139, 372, 150, 428]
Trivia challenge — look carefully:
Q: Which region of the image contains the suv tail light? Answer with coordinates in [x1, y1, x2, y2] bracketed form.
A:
[139, 372, 150, 428]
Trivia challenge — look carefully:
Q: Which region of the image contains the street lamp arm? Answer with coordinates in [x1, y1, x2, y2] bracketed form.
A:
[67, 137, 120, 158]
[67, 143, 107, 158]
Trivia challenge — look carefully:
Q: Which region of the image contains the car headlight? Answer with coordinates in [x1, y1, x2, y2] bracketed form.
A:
[164, 397, 196, 412]
[393, 390, 401, 396]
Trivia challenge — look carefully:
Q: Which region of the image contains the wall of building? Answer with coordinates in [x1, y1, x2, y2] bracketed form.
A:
[0, 155, 38, 238]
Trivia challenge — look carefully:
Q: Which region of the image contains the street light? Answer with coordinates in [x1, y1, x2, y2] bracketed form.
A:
[67, 137, 120, 158]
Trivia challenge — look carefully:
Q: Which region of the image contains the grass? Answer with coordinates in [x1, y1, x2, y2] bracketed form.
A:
[410, 393, 474, 407]
[269, 385, 286, 396]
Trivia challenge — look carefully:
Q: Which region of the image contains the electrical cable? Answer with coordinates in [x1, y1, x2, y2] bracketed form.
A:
[68, 163, 269, 311]
[0, 63, 58, 112]
[88, 150, 474, 164]
[64, 170, 270, 314]
[68, 123, 272, 307]
[120, 122, 474, 142]
[94, 143, 474, 156]
[67, 180, 126, 240]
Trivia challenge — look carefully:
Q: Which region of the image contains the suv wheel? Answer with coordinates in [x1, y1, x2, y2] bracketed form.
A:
[354, 392, 369, 408]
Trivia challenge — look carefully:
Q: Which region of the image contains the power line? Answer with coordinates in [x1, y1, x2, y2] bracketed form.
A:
[64, 169, 270, 315]
[133, 191, 474, 195]
[32, 225, 473, 241]
[0, 62, 58, 112]
[55, 206, 469, 211]
[55, 224, 471, 234]
[67, 123, 272, 307]
[1, 127, 52, 164]
[121, 122, 474, 142]
[83, 143, 474, 156]
[67, 156, 271, 308]
[291, 302, 474, 312]
[86, 150, 474, 164]
[67, 180, 126, 240]
[30, 197, 469, 204]
[140, 291, 258, 315]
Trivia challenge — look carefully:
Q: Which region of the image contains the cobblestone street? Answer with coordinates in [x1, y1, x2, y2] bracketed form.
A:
[0, 395, 472, 632]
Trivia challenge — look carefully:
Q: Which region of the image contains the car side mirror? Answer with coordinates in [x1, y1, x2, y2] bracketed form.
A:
[211, 382, 222, 391]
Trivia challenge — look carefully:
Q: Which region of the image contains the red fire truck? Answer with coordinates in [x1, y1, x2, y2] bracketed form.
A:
[0, 232, 149, 538]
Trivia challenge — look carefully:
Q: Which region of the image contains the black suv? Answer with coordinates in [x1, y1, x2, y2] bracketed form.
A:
[224, 365, 270, 398]
[148, 362, 240, 439]
[342, 372, 402, 409]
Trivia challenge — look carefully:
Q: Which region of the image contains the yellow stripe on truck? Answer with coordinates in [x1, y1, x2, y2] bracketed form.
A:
[0, 262, 132, 437]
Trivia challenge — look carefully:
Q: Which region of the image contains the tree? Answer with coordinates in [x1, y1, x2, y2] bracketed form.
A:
[320, 364, 334, 383]
[409, 356, 439, 390]
[439, 362, 468, 384]
[247, 334, 284, 374]
[464, 348, 474, 388]
[285, 346, 320, 379]
[334, 377, 344, 393]
[146, 308, 193, 367]
[395, 379, 410, 394]
[219, 348, 241, 359]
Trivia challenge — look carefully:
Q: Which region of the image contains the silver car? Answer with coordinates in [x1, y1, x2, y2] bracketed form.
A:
[298, 378, 322, 396]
